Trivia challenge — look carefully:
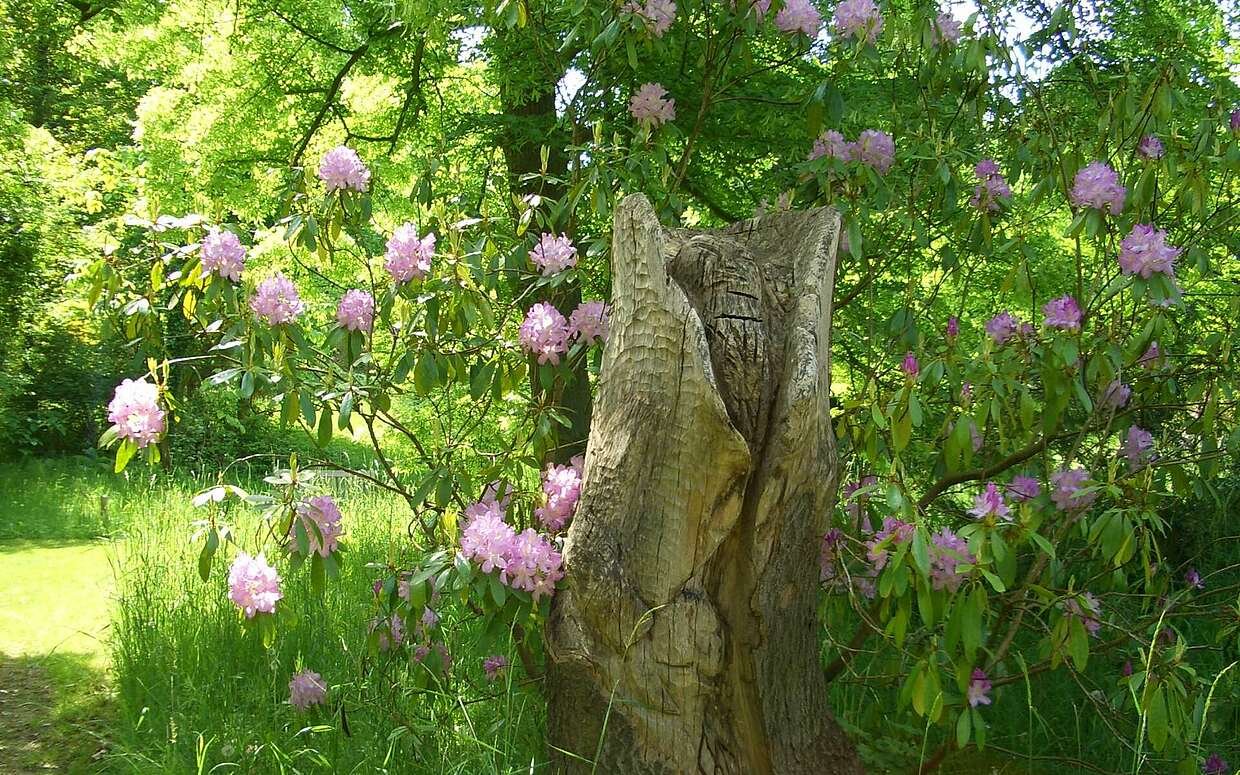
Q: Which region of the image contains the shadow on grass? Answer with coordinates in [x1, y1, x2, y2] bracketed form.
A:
[0, 651, 113, 774]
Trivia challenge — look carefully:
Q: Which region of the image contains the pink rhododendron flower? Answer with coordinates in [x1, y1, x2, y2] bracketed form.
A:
[569, 301, 609, 345]
[819, 528, 846, 584]
[854, 129, 895, 174]
[930, 528, 974, 591]
[833, 0, 883, 43]
[336, 289, 375, 332]
[501, 528, 565, 601]
[1119, 224, 1180, 278]
[808, 129, 850, 162]
[530, 233, 578, 275]
[626, 0, 676, 36]
[1204, 753, 1230, 775]
[483, 654, 508, 681]
[1100, 379, 1131, 409]
[288, 669, 327, 710]
[900, 351, 919, 378]
[1050, 467, 1096, 511]
[460, 503, 516, 575]
[519, 302, 570, 365]
[1185, 567, 1203, 590]
[1137, 135, 1164, 160]
[1231, 110, 1240, 133]
[1138, 341, 1162, 369]
[536, 459, 584, 531]
[107, 378, 166, 448]
[372, 613, 405, 651]
[251, 273, 304, 325]
[969, 482, 1011, 521]
[970, 160, 1012, 212]
[967, 669, 992, 707]
[1007, 475, 1041, 502]
[946, 316, 959, 338]
[228, 552, 282, 618]
[930, 12, 961, 46]
[290, 495, 343, 557]
[866, 517, 914, 570]
[629, 83, 676, 127]
[1119, 425, 1154, 468]
[317, 145, 370, 193]
[420, 606, 439, 632]
[1064, 592, 1102, 636]
[1070, 161, 1126, 215]
[385, 223, 435, 283]
[200, 228, 245, 282]
[841, 475, 878, 531]
[985, 311, 1019, 344]
[1042, 294, 1082, 330]
[775, 0, 822, 36]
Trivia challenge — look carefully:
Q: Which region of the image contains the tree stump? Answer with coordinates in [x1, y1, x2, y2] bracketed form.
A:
[546, 195, 863, 774]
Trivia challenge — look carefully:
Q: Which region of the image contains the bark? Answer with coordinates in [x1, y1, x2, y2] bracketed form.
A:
[546, 195, 863, 774]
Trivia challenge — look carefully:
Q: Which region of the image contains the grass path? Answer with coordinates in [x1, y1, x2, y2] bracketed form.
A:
[0, 539, 117, 774]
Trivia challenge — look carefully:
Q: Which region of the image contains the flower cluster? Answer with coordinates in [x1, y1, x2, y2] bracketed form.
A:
[385, 223, 435, 283]
[930, 12, 961, 46]
[1050, 467, 1096, 512]
[631, 0, 675, 35]
[483, 654, 508, 681]
[1063, 592, 1103, 636]
[318, 145, 370, 193]
[200, 228, 245, 282]
[630, 83, 676, 127]
[866, 517, 914, 571]
[107, 378, 166, 448]
[336, 289, 375, 332]
[1007, 475, 1041, 502]
[970, 159, 1012, 213]
[251, 273, 304, 325]
[569, 301, 609, 345]
[985, 311, 1021, 344]
[530, 233, 578, 275]
[1119, 425, 1154, 469]
[1042, 294, 1082, 330]
[967, 669, 992, 707]
[930, 528, 974, 592]
[1118, 224, 1180, 278]
[1137, 134, 1164, 160]
[290, 495, 343, 557]
[900, 351, 919, 378]
[519, 302, 571, 364]
[774, 0, 821, 36]
[1100, 379, 1131, 409]
[832, 0, 883, 43]
[1070, 161, 1126, 215]
[1204, 753, 1230, 775]
[969, 482, 1011, 521]
[1139, 341, 1162, 369]
[459, 500, 565, 601]
[536, 456, 584, 531]
[289, 669, 327, 710]
[228, 552, 282, 618]
[809, 128, 895, 174]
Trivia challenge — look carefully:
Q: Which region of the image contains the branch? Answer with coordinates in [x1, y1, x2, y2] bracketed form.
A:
[917, 433, 1060, 511]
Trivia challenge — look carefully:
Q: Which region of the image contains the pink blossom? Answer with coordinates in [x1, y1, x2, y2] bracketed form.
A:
[290, 495, 343, 557]
[854, 129, 895, 174]
[1204, 753, 1230, 775]
[1042, 294, 1082, 330]
[530, 233, 578, 275]
[967, 669, 992, 707]
[819, 528, 846, 584]
[969, 482, 1011, 521]
[1137, 135, 1164, 160]
[1119, 224, 1180, 278]
[1100, 380, 1131, 409]
[1119, 425, 1154, 469]
[626, 0, 676, 36]
[317, 145, 370, 193]
[1185, 567, 1203, 590]
[775, 0, 822, 36]
[483, 655, 509, 681]
[833, 0, 883, 43]
[985, 311, 1019, 344]
[107, 378, 165, 449]
[1064, 592, 1102, 636]
[946, 316, 959, 338]
[1070, 161, 1126, 215]
[502, 528, 565, 601]
[900, 351, 919, 378]
[227, 552, 282, 618]
[250, 272, 304, 325]
[1231, 110, 1240, 132]
[1007, 475, 1041, 502]
[420, 606, 439, 632]
[629, 83, 676, 127]
[372, 613, 405, 651]
[200, 228, 245, 282]
[519, 302, 570, 365]
[385, 223, 435, 283]
[866, 517, 914, 571]
[1050, 467, 1095, 511]
[930, 528, 974, 592]
[460, 503, 516, 575]
[336, 289, 375, 332]
[1138, 341, 1162, 369]
[569, 301, 609, 345]
[536, 460, 583, 531]
[288, 669, 327, 710]
[930, 12, 961, 46]
[808, 129, 850, 162]
[970, 161, 1012, 213]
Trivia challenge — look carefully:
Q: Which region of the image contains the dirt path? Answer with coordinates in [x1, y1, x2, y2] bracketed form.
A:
[0, 540, 116, 773]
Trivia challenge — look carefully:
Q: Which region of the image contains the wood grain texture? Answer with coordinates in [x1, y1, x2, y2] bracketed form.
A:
[546, 195, 863, 774]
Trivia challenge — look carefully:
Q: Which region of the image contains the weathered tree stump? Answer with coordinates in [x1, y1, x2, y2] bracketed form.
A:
[546, 195, 863, 774]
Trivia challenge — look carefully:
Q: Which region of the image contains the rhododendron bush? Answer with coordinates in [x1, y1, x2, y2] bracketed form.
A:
[75, 0, 1240, 770]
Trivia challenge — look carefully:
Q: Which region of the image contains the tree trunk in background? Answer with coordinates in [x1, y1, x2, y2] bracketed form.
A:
[547, 195, 863, 774]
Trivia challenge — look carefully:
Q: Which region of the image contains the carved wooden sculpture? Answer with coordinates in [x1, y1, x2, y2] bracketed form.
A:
[546, 194, 863, 774]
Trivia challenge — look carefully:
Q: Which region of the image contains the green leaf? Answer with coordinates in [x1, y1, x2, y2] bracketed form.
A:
[911, 526, 931, 577]
[1146, 685, 1168, 751]
[317, 407, 333, 447]
[956, 708, 972, 749]
[114, 438, 137, 473]
[197, 529, 218, 582]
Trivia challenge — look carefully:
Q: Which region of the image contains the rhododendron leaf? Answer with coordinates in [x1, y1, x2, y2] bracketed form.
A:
[294, 517, 310, 557]
[973, 707, 987, 749]
[316, 408, 333, 447]
[114, 438, 137, 473]
[956, 707, 972, 748]
[911, 527, 931, 577]
[1147, 685, 1169, 751]
[323, 552, 339, 580]
[310, 554, 325, 595]
[1068, 618, 1089, 670]
[198, 529, 218, 582]
[338, 393, 353, 429]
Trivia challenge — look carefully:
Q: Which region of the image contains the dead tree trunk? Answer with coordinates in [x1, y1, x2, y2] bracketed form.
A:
[546, 195, 863, 774]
